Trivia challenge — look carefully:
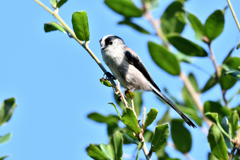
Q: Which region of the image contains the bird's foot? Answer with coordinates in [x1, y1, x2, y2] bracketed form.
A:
[104, 72, 116, 80]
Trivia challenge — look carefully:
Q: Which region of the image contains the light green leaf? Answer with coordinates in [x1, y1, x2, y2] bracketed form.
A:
[109, 131, 123, 159]
[100, 78, 113, 87]
[188, 73, 199, 92]
[87, 112, 119, 125]
[121, 107, 141, 134]
[148, 41, 180, 75]
[224, 69, 240, 80]
[201, 74, 217, 93]
[136, 142, 144, 160]
[161, 1, 185, 35]
[72, 11, 90, 41]
[87, 143, 110, 160]
[204, 10, 224, 42]
[208, 124, 228, 160]
[100, 143, 112, 159]
[157, 109, 171, 125]
[109, 103, 121, 119]
[171, 119, 192, 153]
[104, 0, 143, 18]
[141, 0, 159, 10]
[150, 124, 169, 152]
[0, 133, 11, 144]
[44, 22, 67, 33]
[50, 0, 57, 8]
[177, 105, 202, 126]
[118, 19, 150, 34]
[143, 108, 158, 130]
[167, 33, 208, 57]
[229, 110, 239, 139]
[0, 98, 17, 126]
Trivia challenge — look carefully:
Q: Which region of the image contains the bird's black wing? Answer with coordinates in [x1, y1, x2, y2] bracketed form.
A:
[124, 49, 161, 92]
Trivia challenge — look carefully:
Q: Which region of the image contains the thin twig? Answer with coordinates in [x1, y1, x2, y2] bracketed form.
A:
[142, 107, 146, 128]
[226, 0, 240, 31]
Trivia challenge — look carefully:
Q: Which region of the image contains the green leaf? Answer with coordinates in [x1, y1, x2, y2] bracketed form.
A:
[0, 156, 9, 160]
[150, 124, 169, 152]
[44, 22, 67, 33]
[121, 107, 141, 134]
[161, 1, 185, 35]
[119, 130, 138, 144]
[175, 52, 192, 64]
[208, 152, 220, 160]
[87, 143, 110, 160]
[144, 129, 153, 143]
[148, 41, 180, 75]
[107, 123, 119, 139]
[50, 0, 57, 8]
[171, 119, 192, 153]
[187, 12, 204, 41]
[0, 133, 11, 144]
[121, 127, 138, 144]
[224, 69, 240, 80]
[182, 85, 195, 110]
[87, 112, 119, 125]
[167, 33, 208, 57]
[72, 11, 90, 41]
[237, 43, 240, 49]
[141, 0, 159, 10]
[188, 73, 199, 92]
[222, 47, 235, 64]
[100, 143, 112, 159]
[104, 0, 143, 18]
[221, 117, 233, 148]
[157, 109, 171, 125]
[143, 108, 158, 130]
[204, 101, 231, 122]
[220, 57, 240, 90]
[204, 10, 224, 42]
[57, 0, 68, 8]
[229, 110, 239, 139]
[109, 131, 123, 159]
[0, 98, 17, 126]
[118, 19, 150, 34]
[201, 74, 217, 93]
[208, 124, 228, 160]
[109, 103, 121, 119]
[100, 78, 113, 87]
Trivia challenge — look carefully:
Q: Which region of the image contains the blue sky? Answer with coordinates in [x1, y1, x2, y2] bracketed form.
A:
[0, 0, 240, 160]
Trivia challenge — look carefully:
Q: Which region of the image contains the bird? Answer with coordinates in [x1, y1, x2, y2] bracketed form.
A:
[99, 35, 196, 128]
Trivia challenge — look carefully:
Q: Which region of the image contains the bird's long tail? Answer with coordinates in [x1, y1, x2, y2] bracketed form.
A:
[151, 85, 196, 128]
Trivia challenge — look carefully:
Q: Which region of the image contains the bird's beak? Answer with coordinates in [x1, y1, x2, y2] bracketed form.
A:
[101, 46, 106, 50]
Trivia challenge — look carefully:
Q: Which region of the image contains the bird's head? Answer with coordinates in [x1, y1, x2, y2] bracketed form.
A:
[99, 35, 125, 51]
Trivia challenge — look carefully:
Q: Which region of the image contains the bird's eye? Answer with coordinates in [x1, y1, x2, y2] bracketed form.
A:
[109, 41, 113, 45]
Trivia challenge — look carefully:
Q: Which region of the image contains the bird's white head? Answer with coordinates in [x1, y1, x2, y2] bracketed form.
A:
[99, 35, 125, 51]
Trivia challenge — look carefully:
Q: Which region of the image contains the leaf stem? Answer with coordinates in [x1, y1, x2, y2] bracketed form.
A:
[226, 0, 240, 31]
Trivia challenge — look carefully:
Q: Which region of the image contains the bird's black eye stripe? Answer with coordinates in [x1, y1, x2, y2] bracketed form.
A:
[104, 35, 124, 47]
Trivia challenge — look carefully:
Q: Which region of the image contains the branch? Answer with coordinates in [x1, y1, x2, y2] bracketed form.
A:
[226, 0, 240, 31]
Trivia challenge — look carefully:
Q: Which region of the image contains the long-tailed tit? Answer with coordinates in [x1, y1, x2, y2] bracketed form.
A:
[99, 35, 196, 128]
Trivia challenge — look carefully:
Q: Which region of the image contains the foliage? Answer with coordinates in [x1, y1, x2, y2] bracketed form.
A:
[37, 0, 240, 159]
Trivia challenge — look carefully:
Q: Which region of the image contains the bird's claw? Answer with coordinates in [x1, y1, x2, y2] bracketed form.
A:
[104, 72, 116, 80]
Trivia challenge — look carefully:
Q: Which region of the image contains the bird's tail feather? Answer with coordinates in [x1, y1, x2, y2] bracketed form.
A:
[151, 85, 196, 128]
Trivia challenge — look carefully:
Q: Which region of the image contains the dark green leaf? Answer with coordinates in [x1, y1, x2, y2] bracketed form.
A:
[221, 117, 233, 148]
[109, 131, 123, 159]
[222, 47, 235, 63]
[157, 109, 171, 125]
[0, 98, 17, 126]
[72, 11, 90, 41]
[121, 107, 141, 134]
[171, 119, 192, 153]
[50, 0, 57, 8]
[121, 127, 138, 144]
[201, 74, 217, 93]
[100, 143, 112, 159]
[141, 0, 159, 10]
[144, 129, 153, 143]
[204, 10, 224, 42]
[208, 152, 220, 160]
[44, 22, 67, 33]
[182, 85, 196, 110]
[143, 108, 158, 130]
[175, 52, 192, 64]
[87, 143, 110, 160]
[57, 0, 68, 8]
[220, 57, 240, 90]
[119, 130, 138, 144]
[237, 43, 240, 49]
[87, 112, 119, 125]
[208, 124, 228, 160]
[150, 124, 169, 152]
[148, 41, 180, 75]
[188, 73, 199, 92]
[0, 156, 8, 160]
[229, 110, 239, 139]
[0, 133, 11, 144]
[107, 123, 119, 139]
[104, 0, 143, 18]
[118, 19, 150, 34]
[224, 69, 240, 80]
[167, 33, 208, 57]
[161, 1, 185, 35]
[187, 12, 204, 41]
[204, 101, 231, 122]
